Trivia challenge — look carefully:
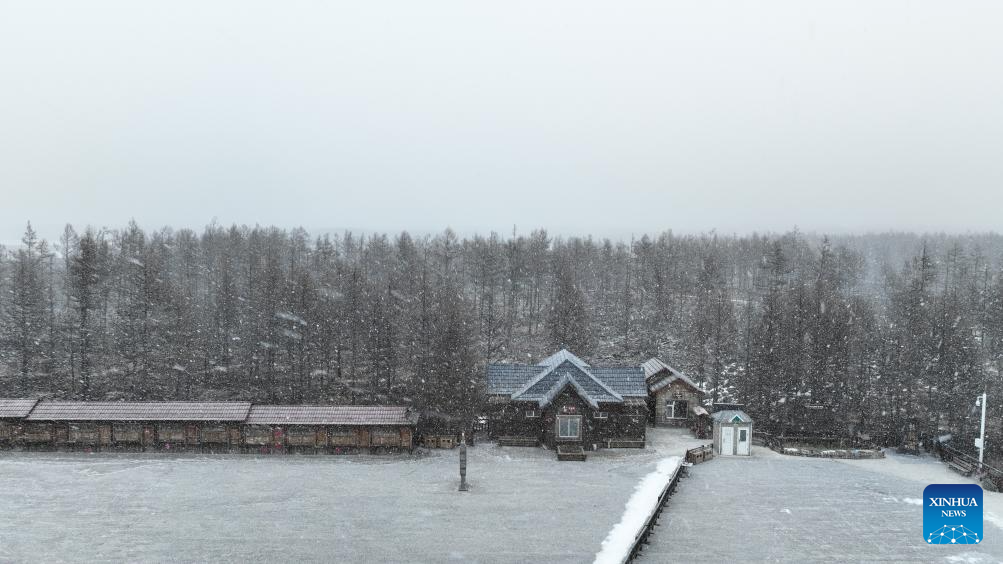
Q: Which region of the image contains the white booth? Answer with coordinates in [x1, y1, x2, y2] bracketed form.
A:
[712, 410, 753, 456]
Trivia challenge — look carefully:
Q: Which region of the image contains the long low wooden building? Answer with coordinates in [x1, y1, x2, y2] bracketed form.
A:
[244, 405, 417, 453]
[22, 401, 252, 451]
[0, 398, 419, 454]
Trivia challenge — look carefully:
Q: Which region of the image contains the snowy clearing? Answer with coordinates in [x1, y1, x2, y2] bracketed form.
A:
[834, 450, 1003, 534]
[0, 430, 699, 563]
[640, 446, 1003, 563]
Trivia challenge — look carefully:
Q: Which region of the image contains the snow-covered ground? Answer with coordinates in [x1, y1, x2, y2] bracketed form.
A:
[7, 429, 988, 564]
[640, 446, 1003, 563]
[834, 450, 1003, 534]
[0, 431, 694, 563]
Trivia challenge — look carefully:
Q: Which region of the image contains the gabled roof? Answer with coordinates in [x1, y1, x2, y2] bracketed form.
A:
[643, 358, 703, 394]
[486, 350, 647, 407]
[711, 409, 752, 423]
[0, 398, 39, 418]
[245, 405, 417, 426]
[512, 362, 622, 408]
[26, 401, 252, 422]
[537, 349, 590, 370]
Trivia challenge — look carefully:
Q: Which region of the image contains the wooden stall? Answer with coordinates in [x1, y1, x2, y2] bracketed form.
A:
[22, 422, 53, 444]
[0, 398, 39, 444]
[114, 424, 143, 444]
[245, 405, 419, 453]
[24, 401, 252, 452]
[243, 426, 273, 447]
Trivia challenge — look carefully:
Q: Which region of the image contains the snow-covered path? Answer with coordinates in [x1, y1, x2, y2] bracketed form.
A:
[640, 447, 1003, 563]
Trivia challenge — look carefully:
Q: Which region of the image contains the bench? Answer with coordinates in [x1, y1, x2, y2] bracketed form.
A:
[557, 445, 586, 461]
[948, 457, 975, 476]
[497, 436, 538, 447]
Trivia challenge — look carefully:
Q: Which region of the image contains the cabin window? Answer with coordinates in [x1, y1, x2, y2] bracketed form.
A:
[739, 429, 748, 442]
[525, 409, 539, 418]
[666, 399, 689, 419]
[594, 411, 608, 420]
[556, 415, 581, 439]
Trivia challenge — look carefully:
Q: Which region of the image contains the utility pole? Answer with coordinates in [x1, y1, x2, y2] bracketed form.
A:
[976, 392, 987, 472]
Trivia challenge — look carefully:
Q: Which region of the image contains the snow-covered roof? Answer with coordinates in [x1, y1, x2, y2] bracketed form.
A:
[486, 350, 646, 407]
[0, 398, 39, 418]
[643, 358, 703, 394]
[711, 409, 752, 424]
[537, 349, 590, 370]
[27, 401, 253, 422]
[246, 405, 417, 426]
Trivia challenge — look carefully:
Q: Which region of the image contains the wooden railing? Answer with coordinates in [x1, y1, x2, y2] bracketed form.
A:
[755, 431, 880, 453]
[622, 462, 684, 563]
[937, 443, 1003, 490]
[685, 443, 713, 464]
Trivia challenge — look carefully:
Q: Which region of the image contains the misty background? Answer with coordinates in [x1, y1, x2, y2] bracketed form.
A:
[2, 1, 1002, 243]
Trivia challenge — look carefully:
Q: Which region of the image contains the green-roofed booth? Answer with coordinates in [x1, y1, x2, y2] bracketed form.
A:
[712, 409, 753, 456]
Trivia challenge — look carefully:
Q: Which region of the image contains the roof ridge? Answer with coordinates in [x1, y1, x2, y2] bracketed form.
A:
[539, 372, 600, 409]
[512, 361, 624, 406]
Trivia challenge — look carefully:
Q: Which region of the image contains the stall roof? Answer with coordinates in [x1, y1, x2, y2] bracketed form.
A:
[26, 401, 252, 422]
[0, 398, 39, 418]
[711, 409, 753, 424]
[246, 405, 418, 426]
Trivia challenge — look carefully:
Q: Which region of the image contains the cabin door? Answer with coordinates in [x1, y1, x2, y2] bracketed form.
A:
[736, 427, 750, 455]
[720, 426, 734, 455]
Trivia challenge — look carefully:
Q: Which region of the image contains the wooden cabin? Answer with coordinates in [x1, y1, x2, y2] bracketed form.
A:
[0, 398, 38, 444]
[23, 401, 252, 451]
[486, 350, 648, 458]
[642, 358, 706, 427]
[243, 405, 419, 453]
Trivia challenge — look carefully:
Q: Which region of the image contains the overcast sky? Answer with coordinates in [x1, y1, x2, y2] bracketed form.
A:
[1, 1, 1001, 244]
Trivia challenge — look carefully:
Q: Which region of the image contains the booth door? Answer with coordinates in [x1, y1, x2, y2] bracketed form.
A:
[736, 427, 750, 455]
[720, 426, 734, 455]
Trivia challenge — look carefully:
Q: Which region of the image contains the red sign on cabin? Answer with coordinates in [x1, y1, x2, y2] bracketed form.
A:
[561, 405, 577, 414]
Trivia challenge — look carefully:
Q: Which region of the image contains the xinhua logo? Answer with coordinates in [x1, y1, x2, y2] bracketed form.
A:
[923, 484, 983, 545]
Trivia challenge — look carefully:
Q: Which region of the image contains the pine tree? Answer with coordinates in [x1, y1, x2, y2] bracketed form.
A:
[546, 263, 593, 356]
[8, 223, 48, 391]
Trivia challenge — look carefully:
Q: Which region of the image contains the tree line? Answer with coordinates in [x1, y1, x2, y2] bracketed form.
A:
[1, 222, 1001, 453]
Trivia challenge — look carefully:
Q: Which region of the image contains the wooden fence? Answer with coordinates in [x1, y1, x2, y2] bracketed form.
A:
[685, 443, 713, 464]
[754, 431, 883, 458]
[937, 442, 1003, 491]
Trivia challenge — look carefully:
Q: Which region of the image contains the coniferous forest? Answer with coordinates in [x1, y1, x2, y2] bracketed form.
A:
[2, 222, 1001, 454]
